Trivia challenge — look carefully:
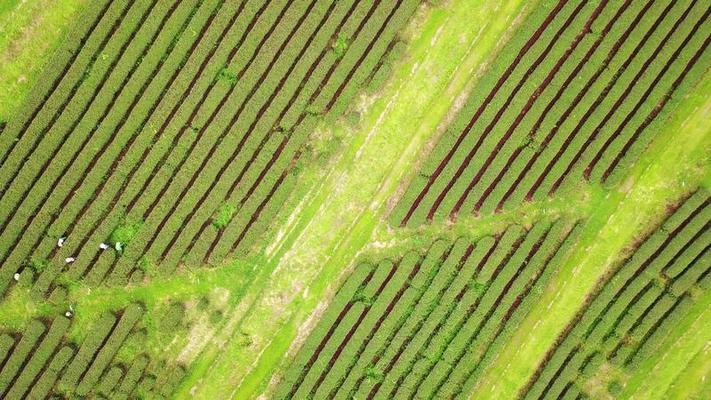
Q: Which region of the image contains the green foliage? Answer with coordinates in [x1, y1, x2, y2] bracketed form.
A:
[217, 67, 238, 85]
[109, 219, 143, 251]
[365, 365, 384, 382]
[332, 34, 349, 59]
[28, 257, 49, 273]
[114, 329, 147, 365]
[197, 296, 210, 311]
[209, 310, 223, 325]
[75, 305, 144, 396]
[237, 330, 252, 347]
[135, 375, 156, 399]
[160, 303, 185, 330]
[344, 110, 361, 127]
[351, 286, 374, 306]
[211, 202, 236, 230]
[304, 104, 322, 116]
[10, 0, 710, 398]
[53, 273, 77, 290]
[468, 280, 486, 295]
[137, 256, 158, 278]
[608, 380, 623, 396]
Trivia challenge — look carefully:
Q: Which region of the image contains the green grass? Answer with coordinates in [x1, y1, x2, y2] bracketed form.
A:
[0, 0, 88, 122]
[620, 287, 711, 399]
[0, 0, 21, 19]
[661, 340, 711, 400]
[0, 252, 263, 356]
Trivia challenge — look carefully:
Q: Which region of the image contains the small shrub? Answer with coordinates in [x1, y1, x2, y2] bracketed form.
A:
[54, 273, 75, 289]
[345, 111, 360, 127]
[304, 104, 322, 116]
[238, 330, 252, 347]
[212, 203, 236, 230]
[217, 68, 238, 85]
[197, 296, 210, 311]
[608, 380, 623, 396]
[160, 303, 185, 330]
[352, 290, 374, 306]
[109, 219, 143, 251]
[365, 365, 384, 382]
[209, 310, 223, 325]
[137, 257, 158, 278]
[469, 280, 486, 294]
[332, 34, 349, 59]
[28, 257, 49, 273]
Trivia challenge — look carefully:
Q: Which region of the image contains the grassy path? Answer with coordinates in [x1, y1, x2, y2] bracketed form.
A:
[469, 72, 711, 399]
[620, 287, 711, 399]
[661, 340, 711, 400]
[0, 0, 87, 123]
[175, 0, 536, 398]
[369, 183, 599, 254]
[0, 255, 260, 341]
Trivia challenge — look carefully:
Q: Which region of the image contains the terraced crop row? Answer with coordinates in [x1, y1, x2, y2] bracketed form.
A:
[276, 218, 581, 399]
[521, 189, 711, 399]
[0, 303, 153, 399]
[391, 0, 711, 228]
[0, 0, 422, 302]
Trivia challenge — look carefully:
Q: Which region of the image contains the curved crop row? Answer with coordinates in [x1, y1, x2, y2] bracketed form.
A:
[0, 0, 422, 301]
[0, 0, 123, 184]
[522, 190, 711, 399]
[391, 0, 711, 228]
[276, 218, 581, 399]
[0, 0, 218, 296]
[0, 303, 144, 398]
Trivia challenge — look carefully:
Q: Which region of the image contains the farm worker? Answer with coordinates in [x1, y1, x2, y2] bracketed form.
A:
[99, 242, 110, 250]
[65, 304, 75, 318]
[13, 272, 20, 281]
[57, 236, 66, 247]
[65, 257, 75, 264]
[115, 242, 123, 251]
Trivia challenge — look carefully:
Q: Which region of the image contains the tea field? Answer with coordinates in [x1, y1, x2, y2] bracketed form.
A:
[0, 0, 708, 399]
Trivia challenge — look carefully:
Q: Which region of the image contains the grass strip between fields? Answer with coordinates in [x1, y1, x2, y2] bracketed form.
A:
[619, 287, 711, 399]
[0, 255, 261, 343]
[171, 0, 537, 398]
[0, 0, 88, 122]
[468, 70, 711, 399]
[661, 339, 711, 400]
[367, 182, 600, 261]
